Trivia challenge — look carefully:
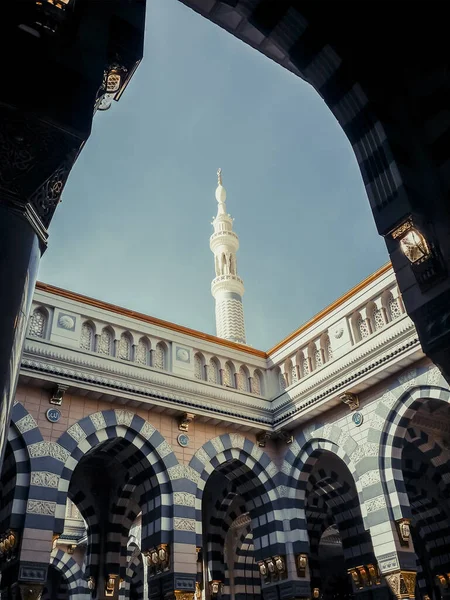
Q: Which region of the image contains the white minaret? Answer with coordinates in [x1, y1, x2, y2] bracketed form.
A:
[210, 169, 246, 344]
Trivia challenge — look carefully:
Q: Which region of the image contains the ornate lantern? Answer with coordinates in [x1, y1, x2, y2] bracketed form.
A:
[392, 220, 430, 264]
[209, 580, 222, 598]
[105, 574, 117, 597]
[157, 543, 170, 570]
[396, 518, 411, 546]
[296, 553, 308, 577]
[87, 576, 95, 591]
[274, 555, 286, 574]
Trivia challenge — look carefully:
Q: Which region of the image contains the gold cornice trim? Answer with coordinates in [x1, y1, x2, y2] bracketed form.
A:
[35, 282, 267, 358]
[36, 262, 391, 360]
[267, 262, 392, 356]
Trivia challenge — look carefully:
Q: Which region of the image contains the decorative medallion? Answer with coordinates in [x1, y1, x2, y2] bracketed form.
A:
[177, 433, 190, 448]
[46, 408, 61, 423]
[57, 313, 76, 331]
[334, 327, 344, 339]
[352, 412, 364, 427]
[176, 347, 190, 363]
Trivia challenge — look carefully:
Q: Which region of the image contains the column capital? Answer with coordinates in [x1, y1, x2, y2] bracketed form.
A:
[19, 584, 44, 600]
[384, 570, 416, 600]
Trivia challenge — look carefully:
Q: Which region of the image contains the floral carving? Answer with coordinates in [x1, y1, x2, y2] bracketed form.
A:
[90, 412, 106, 431]
[365, 495, 386, 513]
[194, 447, 210, 466]
[30, 471, 59, 488]
[229, 433, 245, 449]
[173, 492, 195, 507]
[115, 410, 134, 427]
[67, 423, 86, 443]
[27, 499, 57, 515]
[168, 465, 186, 481]
[350, 442, 379, 464]
[156, 440, 173, 459]
[174, 517, 196, 531]
[15, 414, 37, 434]
[28, 441, 70, 463]
[140, 421, 156, 440]
[359, 470, 381, 488]
[211, 437, 225, 455]
[80, 322, 94, 351]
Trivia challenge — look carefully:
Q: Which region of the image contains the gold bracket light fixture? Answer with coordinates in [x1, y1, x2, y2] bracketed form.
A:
[396, 518, 411, 546]
[392, 219, 430, 264]
[390, 217, 446, 291]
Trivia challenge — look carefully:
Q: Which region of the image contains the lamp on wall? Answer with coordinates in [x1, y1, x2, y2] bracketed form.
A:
[396, 518, 411, 546]
[296, 553, 308, 577]
[97, 65, 128, 112]
[390, 217, 446, 291]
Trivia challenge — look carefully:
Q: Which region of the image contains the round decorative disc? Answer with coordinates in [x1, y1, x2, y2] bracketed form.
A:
[352, 412, 364, 427]
[177, 433, 190, 447]
[46, 408, 61, 423]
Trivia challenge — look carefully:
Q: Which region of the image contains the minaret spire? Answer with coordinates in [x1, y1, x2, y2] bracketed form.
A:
[210, 169, 246, 345]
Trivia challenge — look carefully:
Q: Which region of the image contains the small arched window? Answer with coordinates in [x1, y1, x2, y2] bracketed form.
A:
[252, 370, 263, 396]
[301, 353, 310, 377]
[194, 353, 206, 380]
[155, 342, 167, 370]
[118, 332, 132, 360]
[237, 365, 250, 392]
[277, 368, 286, 391]
[223, 361, 235, 388]
[136, 337, 151, 366]
[208, 358, 220, 384]
[372, 305, 385, 331]
[29, 307, 47, 338]
[357, 315, 370, 340]
[80, 322, 95, 351]
[323, 335, 333, 362]
[98, 327, 113, 355]
[389, 295, 402, 321]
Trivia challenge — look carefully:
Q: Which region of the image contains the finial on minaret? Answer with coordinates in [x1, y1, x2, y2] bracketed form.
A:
[217, 168, 222, 186]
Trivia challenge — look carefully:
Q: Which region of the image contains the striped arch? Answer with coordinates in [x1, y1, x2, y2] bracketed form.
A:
[189, 434, 282, 557]
[306, 468, 374, 572]
[233, 526, 260, 600]
[377, 385, 450, 520]
[52, 410, 178, 535]
[120, 541, 144, 600]
[283, 429, 364, 553]
[106, 482, 141, 576]
[207, 489, 247, 582]
[5, 403, 45, 531]
[68, 488, 99, 579]
[49, 548, 87, 600]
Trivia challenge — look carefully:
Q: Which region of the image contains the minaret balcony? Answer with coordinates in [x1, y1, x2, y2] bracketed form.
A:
[211, 274, 245, 296]
[210, 230, 239, 253]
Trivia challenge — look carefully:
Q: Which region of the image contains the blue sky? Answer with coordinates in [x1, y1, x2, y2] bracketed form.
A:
[40, 0, 388, 350]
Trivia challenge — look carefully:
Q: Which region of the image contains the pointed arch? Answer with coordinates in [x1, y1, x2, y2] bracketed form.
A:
[188, 434, 282, 557]
[135, 336, 151, 366]
[154, 341, 168, 370]
[223, 361, 236, 388]
[208, 357, 221, 385]
[49, 548, 87, 600]
[251, 369, 264, 396]
[28, 306, 49, 339]
[98, 326, 114, 356]
[237, 365, 250, 392]
[118, 331, 133, 361]
[80, 321, 95, 351]
[26, 411, 179, 546]
[194, 352, 206, 381]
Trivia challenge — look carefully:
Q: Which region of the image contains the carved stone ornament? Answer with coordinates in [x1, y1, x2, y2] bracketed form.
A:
[384, 570, 416, 599]
[50, 383, 69, 406]
[339, 392, 359, 411]
[19, 584, 45, 600]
